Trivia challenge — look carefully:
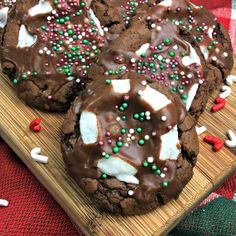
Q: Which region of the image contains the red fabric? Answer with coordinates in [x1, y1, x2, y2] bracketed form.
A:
[0, 138, 79, 235]
[1, 1, 236, 235]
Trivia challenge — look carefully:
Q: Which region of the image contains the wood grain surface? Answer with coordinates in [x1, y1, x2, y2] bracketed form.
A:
[0, 58, 235, 236]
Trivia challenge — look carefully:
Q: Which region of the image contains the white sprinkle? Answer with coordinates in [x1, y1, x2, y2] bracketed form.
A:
[141, 80, 147, 86]
[212, 56, 217, 61]
[76, 79, 81, 83]
[30, 147, 49, 164]
[225, 130, 236, 148]
[129, 129, 135, 134]
[0, 199, 9, 207]
[220, 85, 231, 99]
[138, 90, 143, 96]
[158, 55, 163, 61]
[160, 173, 166, 178]
[131, 58, 136, 63]
[147, 156, 154, 163]
[128, 134, 132, 138]
[215, 48, 220, 53]
[180, 71, 185, 75]
[161, 116, 167, 121]
[196, 126, 207, 135]
[116, 117, 121, 121]
[43, 47, 48, 51]
[104, 27, 108, 32]
[173, 45, 178, 50]
[226, 75, 236, 86]
[102, 152, 106, 156]
[145, 111, 151, 116]
[131, 136, 136, 141]
[128, 190, 134, 196]
[39, 49, 44, 54]
[187, 74, 193, 79]
[144, 135, 150, 140]
[156, 26, 162, 31]
[46, 50, 51, 55]
[127, 138, 131, 142]
[151, 23, 156, 28]
[223, 52, 228, 57]
[146, 116, 151, 120]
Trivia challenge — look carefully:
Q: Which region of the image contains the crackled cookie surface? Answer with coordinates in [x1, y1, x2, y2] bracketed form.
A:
[61, 77, 198, 215]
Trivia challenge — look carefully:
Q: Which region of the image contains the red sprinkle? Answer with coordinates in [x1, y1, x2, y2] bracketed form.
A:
[211, 97, 226, 113]
[29, 118, 41, 133]
[204, 135, 224, 152]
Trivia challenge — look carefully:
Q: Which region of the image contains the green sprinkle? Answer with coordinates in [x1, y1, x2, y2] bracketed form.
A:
[156, 169, 161, 175]
[121, 128, 126, 134]
[133, 113, 139, 120]
[182, 94, 188, 99]
[117, 141, 123, 147]
[136, 127, 142, 133]
[21, 73, 27, 80]
[41, 25, 46, 30]
[101, 173, 107, 179]
[164, 38, 171, 45]
[104, 153, 110, 159]
[13, 79, 18, 85]
[143, 161, 149, 167]
[157, 44, 163, 50]
[80, 1, 86, 7]
[113, 147, 119, 154]
[168, 51, 175, 57]
[122, 102, 128, 108]
[105, 79, 111, 85]
[162, 181, 169, 187]
[138, 139, 145, 146]
[207, 45, 212, 50]
[152, 165, 157, 171]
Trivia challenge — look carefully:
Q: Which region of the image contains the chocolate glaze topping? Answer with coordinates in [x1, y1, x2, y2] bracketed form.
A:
[62, 76, 187, 204]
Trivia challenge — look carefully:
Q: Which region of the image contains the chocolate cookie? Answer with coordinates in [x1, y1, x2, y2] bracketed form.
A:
[89, 0, 233, 120]
[1, 0, 106, 111]
[61, 77, 199, 215]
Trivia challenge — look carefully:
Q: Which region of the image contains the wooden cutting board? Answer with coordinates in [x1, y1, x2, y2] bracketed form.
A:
[0, 57, 236, 236]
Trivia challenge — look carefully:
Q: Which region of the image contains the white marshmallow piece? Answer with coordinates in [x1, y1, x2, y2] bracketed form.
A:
[196, 126, 207, 136]
[80, 111, 98, 144]
[0, 199, 9, 207]
[158, 0, 173, 7]
[200, 46, 209, 60]
[0, 7, 9, 28]
[208, 27, 214, 40]
[111, 79, 131, 94]
[31, 147, 49, 164]
[17, 25, 37, 48]
[135, 43, 150, 56]
[140, 85, 171, 111]
[89, 9, 104, 36]
[97, 157, 139, 184]
[186, 83, 199, 111]
[225, 130, 236, 148]
[159, 125, 180, 161]
[28, 0, 53, 17]
[182, 41, 201, 66]
[220, 85, 231, 99]
[226, 75, 236, 86]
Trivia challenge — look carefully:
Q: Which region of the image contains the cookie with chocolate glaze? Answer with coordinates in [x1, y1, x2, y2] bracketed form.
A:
[61, 77, 199, 215]
[144, 0, 234, 119]
[94, 18, 207, 117]
[1, 0, 106, 111]
[90, 0, 233, 121]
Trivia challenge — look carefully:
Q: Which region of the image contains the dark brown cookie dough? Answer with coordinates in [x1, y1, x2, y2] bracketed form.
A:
[61, 77, 199, 215]
[1, 0, 105, 111]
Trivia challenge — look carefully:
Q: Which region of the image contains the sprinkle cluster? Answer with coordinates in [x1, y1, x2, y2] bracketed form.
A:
[100, 80, 169, 188]
[15, 0, 104, 84]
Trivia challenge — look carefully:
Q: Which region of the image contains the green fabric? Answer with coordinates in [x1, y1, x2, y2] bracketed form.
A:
[169, 197, 236, 236]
